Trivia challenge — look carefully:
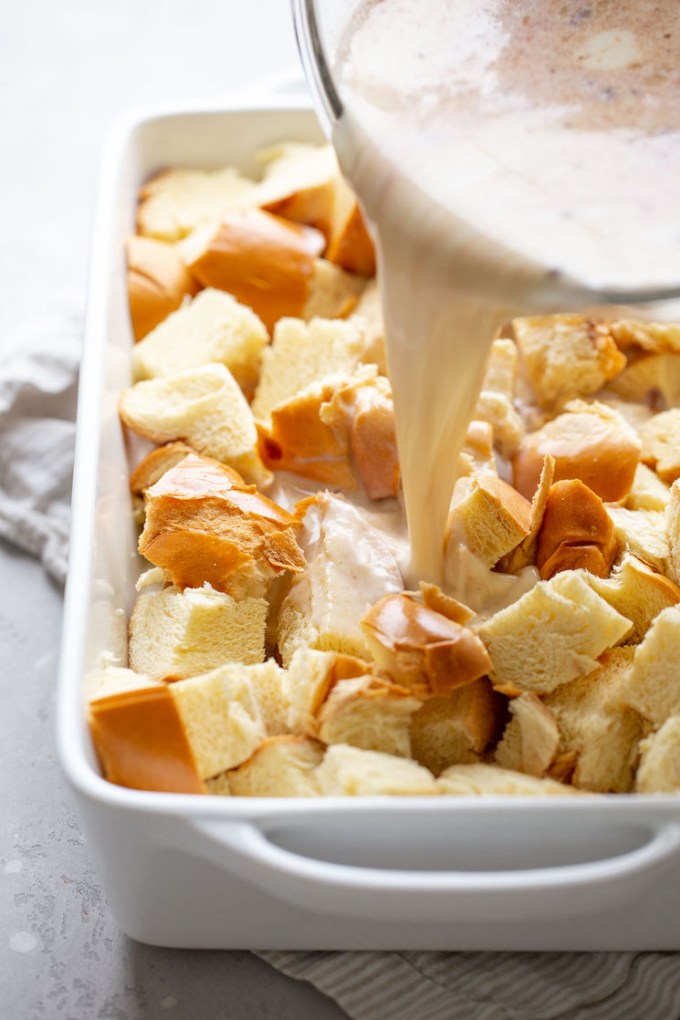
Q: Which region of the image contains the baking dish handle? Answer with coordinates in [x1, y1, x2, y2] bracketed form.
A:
[187, 818, 680, 923]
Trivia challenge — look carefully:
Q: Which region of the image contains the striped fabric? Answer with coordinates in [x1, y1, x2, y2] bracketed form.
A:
[259, 950, 680, 1020]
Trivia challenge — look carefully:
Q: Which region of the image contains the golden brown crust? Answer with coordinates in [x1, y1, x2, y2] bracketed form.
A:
[361, 593, 492, 697]
[326, 198, 376, 276]
[184, 208, 325, 331]
[126, 236, 199, 341]
[89, 686, 205, 793]
[536, 479, 618, 580]
[129, 441, 195, 497]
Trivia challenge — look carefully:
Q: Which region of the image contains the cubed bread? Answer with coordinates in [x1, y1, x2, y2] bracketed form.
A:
[410, 679, 503, 775]
[252, 316, 375, 423]
[287, 647, 370, 735]
[535, 479, 617, 580]
[125, 235, 199, 341]
[499, 455, 555, 573]
[418, 582, 474, 625]
[317, 674, 422, 758]
[638, 409, 680, 483]
[128, 584, 267, 680]
[545, 649, 642, 793]
[119, 363, 269, 486]
[277, 493, 403, 665]
[129, 441, 194, 499]
[138, 453, 304, 598]
[437, 762, 578, 796]
[89, 679, 205, 793]
[316, 744, 438, 796]
[607, 353, 680, 408]
[626, 463, 671, 512]
[325, 175, 376, 276]
[586, 554, 680, 645]
[606, 507, 669, 574]
[478, 571, 632, 694]
[255, 142, 340, 238]
[512, 400, 641, 502]
[472, 339, 525, 456]
[361, 592, 492, 697]
[495, 693, 560, 777]
[668, 480, 680, 583]
[457, 420, 497, 478]
[511, 314, 626, 406]
[610, 319, 680, 354]
[227, 735, 325, 797]
[636, 717, 680, 793]
[85, 664, 164, 703]
[262, 366, 399, 498]
[137, 165, 257, 241]
[351, 279, 386, 371]
[298, 258, 367, 321]
[170, 664, 266, 778]
[448, 474, 531, 568]
[131, 288, 268, 398]
[619, 606, 680, 726]
[244, 659, 290, 736]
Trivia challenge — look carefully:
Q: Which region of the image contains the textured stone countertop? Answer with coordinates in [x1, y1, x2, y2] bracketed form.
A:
[0, 2, 346, 1016]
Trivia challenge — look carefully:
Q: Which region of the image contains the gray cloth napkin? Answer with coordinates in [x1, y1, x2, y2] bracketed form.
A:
[3, 337, 680, 1020]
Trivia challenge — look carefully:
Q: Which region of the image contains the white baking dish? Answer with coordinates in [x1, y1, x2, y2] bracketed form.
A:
[57, 96, 680, 950]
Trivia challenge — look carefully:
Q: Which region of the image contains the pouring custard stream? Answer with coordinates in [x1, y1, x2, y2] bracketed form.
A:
[332, 0, 680, 588]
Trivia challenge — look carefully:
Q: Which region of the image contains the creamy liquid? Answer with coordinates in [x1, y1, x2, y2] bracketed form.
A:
[333, 0, 680, 588]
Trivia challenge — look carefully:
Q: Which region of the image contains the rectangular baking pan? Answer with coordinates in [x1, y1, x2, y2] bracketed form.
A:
[57, 96, 680, 950]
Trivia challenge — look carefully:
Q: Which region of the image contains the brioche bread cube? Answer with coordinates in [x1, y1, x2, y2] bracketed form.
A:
[437, 763, 578, 796]
[303, 257, 367, 321]
[545, 648, 642, 793]
[85, 664, 164, 703]
[255, 142, 340, 238]
[262, 366, 399, 499]
[472, 339, 525, 456]
[361, 592, 492, 697]
[456, 420, 497, 479]
[256, 142, 376, 276]
[227, 735, 325, 797]
[449, 474, 532, 569]
[619, 606, 680, 726]
[638, 409, 680, 483]
[418, 582, 475, 626]
[512, 400, 641, 502]
[410, 679, 503, 775]
[119, 363, 269, 487]
[129, 584, 267, 680]
[608, 353, 680, 408]
[204, 772, 232, 796]
[139, 453, 304, 598]
[277, 494, 403, 665]
[287, 647, 369, 735]
[535, 479, 617, 580]
[607, 507, 669, 575]
[129, 441, 194, 499]
[316, 744, 438, 796]
[246, 659, 290, 736]
[586, 554, 680, 645]
[626, 463, 671, 512]
[636, 717, 680, 793]
[132, 288, 268, 398]
[499, 455, 555, 573]
[89, 679, 204, 793]
[252, 316, 375, 423]
[511, 315, 626, 406]
[137, 165, 257, 241]
[125, 235, 198, 341]
[317, 674, 422, 758]
[668, 480, 680, 584]
[610, 319, 680, 354]
[495, 693, 560, 778]
[478, 571, 632, 695]
[170, 665, 267, 778]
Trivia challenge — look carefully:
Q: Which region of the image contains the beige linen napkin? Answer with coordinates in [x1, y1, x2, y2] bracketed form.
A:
[2, 336, 680, 1020]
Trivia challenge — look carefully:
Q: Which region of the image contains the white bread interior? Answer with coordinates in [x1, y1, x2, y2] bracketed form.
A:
[410, 679, 502, 775]
[478, 570, 632, 694]
[606, 507, 669, 575]
[619, 606, 680, 726]
[316, 744, 439, 796]
[586, 554, 680, 645]
[437, 762, 579, 796]
[132, 288, 268, 399]
[635, 716, 680, 793]
[137, 165, 257, 241]
[626, 462, 671, 512]
[119, 363, 269, 486]
[128, 584, 267, 681]
[610, 319, 680, 354]
[545, 648, 642, 793]
[317, 674, 422, 758]
[638, 408, 680, 483]
[227, 735, 325, 797]
[495, 693, 560, 777]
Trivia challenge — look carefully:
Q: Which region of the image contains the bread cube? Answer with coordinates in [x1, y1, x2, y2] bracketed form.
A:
[126, 235, 198, 341]
[129, 584, 267, 680]
[620, 606, 680, 726]
[437, 763, 578, 796]
[227, 735, 325, 797]
[410, 679, 502, 775]
[316, 745, 438, 796]
[495, 693, 560, 777]
[137, 165, 257, 241]
[636, 717, 680, 793]
[449, 474, 531, 569]
[535, 479, 617, 580]
[607, 507, 669, 575]
[317, 674, 422, 758]
[608, 353, 680, 408]
[586, 554, 680, 644]
[626, 463, 671, 512]
[639, 409, 680, 483]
